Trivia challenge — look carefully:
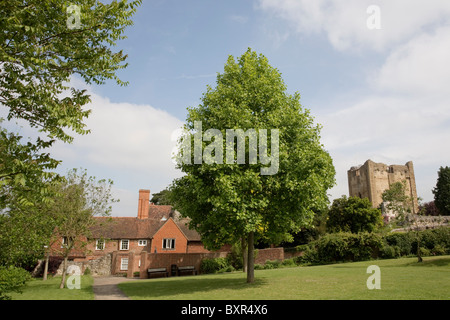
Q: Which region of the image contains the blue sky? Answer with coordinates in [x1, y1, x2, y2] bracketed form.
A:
[46, 0, 450, 216]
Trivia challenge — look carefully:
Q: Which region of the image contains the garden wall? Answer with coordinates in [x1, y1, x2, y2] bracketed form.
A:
[138, 251, 229, 278]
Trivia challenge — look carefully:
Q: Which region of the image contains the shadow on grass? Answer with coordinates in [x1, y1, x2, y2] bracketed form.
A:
[119, 274, 268, 300]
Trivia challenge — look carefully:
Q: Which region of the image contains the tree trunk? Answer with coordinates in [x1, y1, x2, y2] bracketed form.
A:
[247, 231, 255, 283]
[59, 256, 68, 289]
[43, 253, 49, 281]
[241, 237, 247, 273]
[416, 228, 423, 263]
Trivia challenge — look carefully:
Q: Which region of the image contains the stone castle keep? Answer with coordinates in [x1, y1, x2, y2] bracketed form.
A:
[348, 160, 419, 214]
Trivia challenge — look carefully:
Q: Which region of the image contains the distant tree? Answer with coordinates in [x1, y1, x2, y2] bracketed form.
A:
[433, 166, 450, 215]
[150, 189, 172, 205]
[419, 201, 441, 216]
[326, 196, 383, 233]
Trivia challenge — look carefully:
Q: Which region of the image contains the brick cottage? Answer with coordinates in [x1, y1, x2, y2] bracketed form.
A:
[48, 189, 231, 277]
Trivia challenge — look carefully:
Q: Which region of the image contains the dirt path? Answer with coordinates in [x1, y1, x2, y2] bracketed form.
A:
[93, 276, 136, 300]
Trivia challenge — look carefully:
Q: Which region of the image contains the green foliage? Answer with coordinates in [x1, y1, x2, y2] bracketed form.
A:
[298, 232, 383, 264]
[383, 232, 415, 256]
[170, 48, 335, 251]
[150, 189, 172, 205]
[0, 208, 55, 267]
[0, 266, 31, 300]
[326, 196, 383, 233]
[0, 0, 140, 270]
[382, 181, 413, 219]
[200, 258, 232, 274]
[0, 124, 59, 209]
[263, 260, 282, 269]
[297, 228, 450, 263]
[0, 0, 141, 143]
[433, 166, 450, 215]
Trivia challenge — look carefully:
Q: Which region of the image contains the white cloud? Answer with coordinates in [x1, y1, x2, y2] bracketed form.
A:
[53, 93, 184, 173]
[258, 0, 450, 52]
[258, 0, 450, 202]
[51, 88, 185, 216]
[372, 26, 450, 95]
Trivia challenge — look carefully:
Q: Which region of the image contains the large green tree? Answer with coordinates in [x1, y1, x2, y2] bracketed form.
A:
[170, 49, 335, 283]
[433, 166, 450, 215]
[0, 0, 141, 205]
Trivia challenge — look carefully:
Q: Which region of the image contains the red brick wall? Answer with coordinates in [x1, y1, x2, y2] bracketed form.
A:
[254, 247, 285, 264]
[139, 251, 229, 278]
[187, 242, 231, 253]
[151, 219, 188, 253]
[85, 238, 150, 258]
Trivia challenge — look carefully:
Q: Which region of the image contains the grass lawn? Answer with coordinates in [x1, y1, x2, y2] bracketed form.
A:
[10, 275, 94, 300]
[118, 255, 450, 300]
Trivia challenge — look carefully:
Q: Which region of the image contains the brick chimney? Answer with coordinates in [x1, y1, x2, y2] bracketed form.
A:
[137, 189, 150, 219]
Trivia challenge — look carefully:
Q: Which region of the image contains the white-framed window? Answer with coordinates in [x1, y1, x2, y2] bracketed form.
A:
[120, 239, 129, 250]
[162, 238, 175, 250]
[120, 258, 128, 271]
[61, 236, 73, 248]
[96, 239, 105, 250]
[138, 239, 147, 246]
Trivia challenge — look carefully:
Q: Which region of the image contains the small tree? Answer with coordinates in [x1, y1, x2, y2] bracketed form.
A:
[382, 181, 413, 221]
[433, 166, 450, 215]
[382, 181, 423, 262]
[326, 196, 383, 234]
[48, 169, 116, 288]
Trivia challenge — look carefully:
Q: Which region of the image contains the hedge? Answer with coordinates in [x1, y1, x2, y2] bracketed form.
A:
[296, 227, 450, 265]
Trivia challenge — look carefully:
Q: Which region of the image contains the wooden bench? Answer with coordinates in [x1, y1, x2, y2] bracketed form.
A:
[147, 268, 168, 278]
[177, 266, 197, 276]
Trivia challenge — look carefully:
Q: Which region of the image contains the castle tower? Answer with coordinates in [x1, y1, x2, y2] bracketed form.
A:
[348, 160, 419, 214]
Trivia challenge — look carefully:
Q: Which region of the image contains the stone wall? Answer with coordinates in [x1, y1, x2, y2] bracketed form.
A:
[392, 215, 450, 232]
[55, 253, 112, 276]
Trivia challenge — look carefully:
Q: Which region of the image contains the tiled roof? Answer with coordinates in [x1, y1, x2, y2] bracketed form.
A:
[90, 217, 164, 239]
[90, 205, 202, 241]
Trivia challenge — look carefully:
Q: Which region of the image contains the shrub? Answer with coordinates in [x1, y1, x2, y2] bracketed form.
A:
[200, 258, 230, 274]
[0, 266, 31, 300]
[295, 245, 319, 265]
[316, 232, 382, 263]
[384, 232, 414, 256]
[380, 244, 400, 259]
[281, 258, 296, 267]
[431, 244, 447, 256]
[263, 260, 281, 269]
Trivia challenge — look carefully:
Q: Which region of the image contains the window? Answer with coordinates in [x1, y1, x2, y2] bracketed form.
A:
[96, 239, 105, 250]
[138, 239, 147, 246]
[61, 236, 73, 248]
[120, 258, 128, 271]
[120, 239, 129, 250]
[162, 238, 175, 250]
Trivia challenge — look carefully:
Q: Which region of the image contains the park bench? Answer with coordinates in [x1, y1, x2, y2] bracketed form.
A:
[177, 265, 197, 276]
[147, 267, 168, 278]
